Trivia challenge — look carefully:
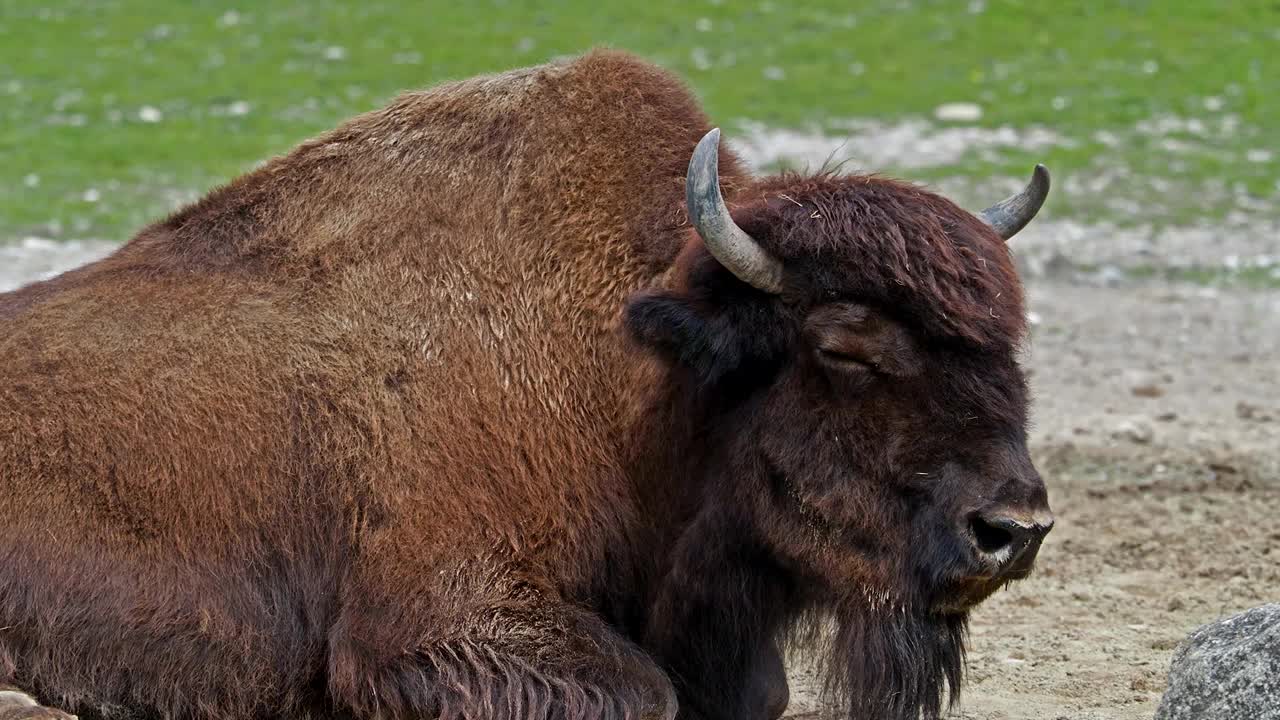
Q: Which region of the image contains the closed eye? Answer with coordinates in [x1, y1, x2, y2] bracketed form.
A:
[816, 347, 877, 371]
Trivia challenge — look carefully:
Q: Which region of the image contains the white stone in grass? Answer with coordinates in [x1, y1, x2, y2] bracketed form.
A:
[934, 102, 983, 122]
[1094, 130, 1121, 147]
[691, 48, 712, 71]
[138, 106, 163, 123]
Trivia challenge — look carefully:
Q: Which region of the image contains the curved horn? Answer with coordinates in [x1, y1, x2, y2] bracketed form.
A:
[686, 128, 784, 293]
[979, 164, 1051, 241]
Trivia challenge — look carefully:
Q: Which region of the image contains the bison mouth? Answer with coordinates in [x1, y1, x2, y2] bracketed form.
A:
[931, 575, 1010, 615]
[931, 519, 1047, 614]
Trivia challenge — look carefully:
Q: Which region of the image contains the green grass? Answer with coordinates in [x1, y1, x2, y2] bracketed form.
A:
[1126, 263, 1280, 289]
[1055, 260, 1280, 289]
[1, 0, 1277, 243]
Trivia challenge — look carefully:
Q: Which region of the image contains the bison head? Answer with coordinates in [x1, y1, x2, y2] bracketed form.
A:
[626, 130, 1053, 720]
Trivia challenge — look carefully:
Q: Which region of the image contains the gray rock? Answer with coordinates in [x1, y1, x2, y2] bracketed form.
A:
[1155, 604, 1280, 720]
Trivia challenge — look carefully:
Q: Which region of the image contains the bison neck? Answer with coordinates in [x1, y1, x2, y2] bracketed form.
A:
[642, 507, 797, 720]
[597, 374, 799, 720]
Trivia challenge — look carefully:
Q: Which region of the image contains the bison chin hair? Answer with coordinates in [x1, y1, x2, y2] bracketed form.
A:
[790, 601, 967, 720]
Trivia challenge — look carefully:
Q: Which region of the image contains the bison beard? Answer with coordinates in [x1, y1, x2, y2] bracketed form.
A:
[804, 607, 966, 720]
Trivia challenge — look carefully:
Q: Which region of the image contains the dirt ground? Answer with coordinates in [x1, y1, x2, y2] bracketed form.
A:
[782, 278, 1280, 719]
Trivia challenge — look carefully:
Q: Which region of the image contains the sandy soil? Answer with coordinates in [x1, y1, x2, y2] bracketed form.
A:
[783, 278, 1280, 719]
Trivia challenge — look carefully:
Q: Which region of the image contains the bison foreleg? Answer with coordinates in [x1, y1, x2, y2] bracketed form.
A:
[0, 687, 76, 720]
[329, 600, 675, 720]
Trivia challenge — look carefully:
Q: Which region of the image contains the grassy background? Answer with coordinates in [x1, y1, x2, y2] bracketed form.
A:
[1, 0, 1277, 244]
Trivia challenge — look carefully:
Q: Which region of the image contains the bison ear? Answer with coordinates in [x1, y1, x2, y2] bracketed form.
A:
[624, 289, 783, 387]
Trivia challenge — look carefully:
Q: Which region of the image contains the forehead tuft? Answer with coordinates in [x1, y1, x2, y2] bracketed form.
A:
[735, 173, 1027, 349]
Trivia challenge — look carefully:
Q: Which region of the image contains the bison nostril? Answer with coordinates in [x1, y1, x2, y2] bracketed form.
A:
[969, 515, 1014, 555]
[968, 512, 1054, 562]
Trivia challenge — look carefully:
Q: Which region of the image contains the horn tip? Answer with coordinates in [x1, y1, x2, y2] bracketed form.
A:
[1032, 163, 1051, 189]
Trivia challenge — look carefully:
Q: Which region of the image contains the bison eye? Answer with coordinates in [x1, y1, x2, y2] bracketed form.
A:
[816, 347, 877, 372]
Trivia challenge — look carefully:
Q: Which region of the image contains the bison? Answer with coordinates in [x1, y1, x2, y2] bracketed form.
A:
[0, 51, 1054, 720]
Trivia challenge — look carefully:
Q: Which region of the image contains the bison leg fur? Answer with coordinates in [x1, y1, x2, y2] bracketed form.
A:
[328, 598, 676, 720]
[0, 688, 75, 720]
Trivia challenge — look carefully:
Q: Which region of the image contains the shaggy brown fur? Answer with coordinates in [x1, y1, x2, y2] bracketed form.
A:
[0, 51, 1051, 720]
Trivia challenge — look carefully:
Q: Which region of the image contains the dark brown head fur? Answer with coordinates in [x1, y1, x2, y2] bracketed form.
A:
[625, 173, 1050, 719]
